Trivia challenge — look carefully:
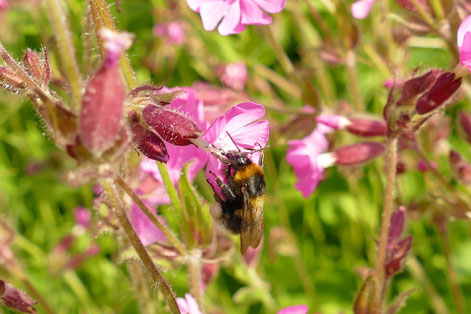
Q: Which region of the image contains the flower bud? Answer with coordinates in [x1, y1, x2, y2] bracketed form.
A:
[458, 110, 471, 144]
[0, 280, 37, 313]
[388, 206, 405, 246]
[353, 276, 379, 314]
[397, 70, 441, 106]
[385, 236, 412, 277]
[23, 49, 50, 86]
[79, 63, 125, 155]
[346, 118, 387, 137]
[143, 104, 202, 146]
[74, 207, 91, 229]
[334, 142, 385, 166]
[0, 66, 27, 90]
[395, 0, 430, 12]
[131, 124, 169, 162]
[416, 72, 462, 114]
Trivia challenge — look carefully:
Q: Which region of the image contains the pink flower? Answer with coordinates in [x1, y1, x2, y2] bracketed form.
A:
[129, 202, 166, 246]
[278, 305, 309, 314]
[457, 15, 471, 72]
[73, 207, 91, 229]
[153, 22, 185, 45]
[98, 28, 133, 66]
[0, 0, 8, 10]
[286, 123, 333, 198]
[202, 102, 269, 194]
[187, 0, 286, 36]
[218, 62, 248, 90]
[176, 293, 203, 314]
[351, 0, 376, 19]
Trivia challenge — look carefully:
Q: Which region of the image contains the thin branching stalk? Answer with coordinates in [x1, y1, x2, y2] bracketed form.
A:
[345, 50, 363, 110]
[128, 260, 159, 314]
[101, 180, 180, 314]
[89, 0, 137, 89]
[374, 135, 398, 304]
[8, 264, 56, 314]
[45, 0, 82, 110]
[114, 176, 187, 255]
[439, 225, 465, 314]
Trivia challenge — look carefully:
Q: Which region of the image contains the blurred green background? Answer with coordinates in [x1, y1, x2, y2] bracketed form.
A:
[0, 0, 470, 313]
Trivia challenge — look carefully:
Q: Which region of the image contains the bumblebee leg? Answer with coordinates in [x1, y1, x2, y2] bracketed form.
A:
[209, 170, 237, 200]
[258, 150, 264, 167]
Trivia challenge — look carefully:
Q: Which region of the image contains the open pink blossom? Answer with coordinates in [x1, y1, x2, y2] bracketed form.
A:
[98, 28, 134, 66]
[457, 15, 471, 72]
[202, 102, 269, 195]
[187, 0, 286, 36]
[278, 305, 309, 314]
[286, 123, 333, 198]
[218, 62, 248, 90]
[176, 293, 203, 314]
[153, 22, 185, 45]
[351, 0, 376, 19]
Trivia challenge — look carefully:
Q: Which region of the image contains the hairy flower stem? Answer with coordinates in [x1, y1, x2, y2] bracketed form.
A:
[45, 0, 82, 110]
[89, 0, 137, 89]
[114, 176, 187, 255]
[374, 135, 398, 305]
[439, 225, 464, 314]
[101, 180, 180, 314]
[128, 260, 159, 314]
[187, 250, 203, 306]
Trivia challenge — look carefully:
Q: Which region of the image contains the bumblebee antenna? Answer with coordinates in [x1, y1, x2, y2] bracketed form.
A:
[225, 131, 241, 152]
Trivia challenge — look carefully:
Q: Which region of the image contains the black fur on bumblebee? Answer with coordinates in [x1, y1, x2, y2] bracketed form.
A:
[207, 135, 266, 255]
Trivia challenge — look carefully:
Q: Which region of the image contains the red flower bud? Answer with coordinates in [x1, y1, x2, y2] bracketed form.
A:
[79, 63, 125, 154]
[416, 73, 462, 114]
[131, 124, 169, 162]
[395, 0, 430, 12]
[0, 280, 37, 313]
[397, 70, 441, 106]
[458, 110, 471, 144]
[346, 118, 387, 137]
[334, 142, 385, 166]
[143, 104, 202, 146]
[388, 206, 405, 246]
[386, 236, 412, 277]
[23, 49, 50, 86]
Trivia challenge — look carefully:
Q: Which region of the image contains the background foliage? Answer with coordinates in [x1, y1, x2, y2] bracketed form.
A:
[0, 0, 470, 313]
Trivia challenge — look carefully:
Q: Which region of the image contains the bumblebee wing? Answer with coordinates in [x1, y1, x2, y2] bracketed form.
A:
[240, 187, 264, 255]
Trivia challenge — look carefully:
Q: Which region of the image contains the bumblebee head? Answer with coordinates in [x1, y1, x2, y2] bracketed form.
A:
[223, 151, 252, 169]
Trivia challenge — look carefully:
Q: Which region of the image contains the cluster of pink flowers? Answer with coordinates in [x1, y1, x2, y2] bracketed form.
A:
[153, 22, 185, 45]
[187, 0, 286, 35]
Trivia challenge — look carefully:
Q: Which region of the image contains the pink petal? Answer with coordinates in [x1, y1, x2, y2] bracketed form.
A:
[460, 31, 471, 71]
[278, 304, 309, 314]
[218, 2, 244, 35]
[186, 0, 203, 12]
[457, 15, 471, 48]
[241, 0, 272, 25]
[252, 0, 286, 13]
[200, 1, 229, 31]
[130, 203, 166, 246]
[351, 0, 376, 19]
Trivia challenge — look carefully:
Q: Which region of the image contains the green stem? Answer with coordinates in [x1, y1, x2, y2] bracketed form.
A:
[45, 0, 82, 110]
[114, 176, 187, 255]
[156, 162, 184, 213]
[345, 50, 362, 110]
[187, 250, 203, 307]
[102, 180, 180, 314]
[263, 25, 302, 88]
[374, 135, 398, 305]
[439, 225, 464, 314]
[89, 0, 137, 89]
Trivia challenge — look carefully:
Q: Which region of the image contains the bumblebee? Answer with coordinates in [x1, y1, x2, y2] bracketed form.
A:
[207, 141, 266, 254]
